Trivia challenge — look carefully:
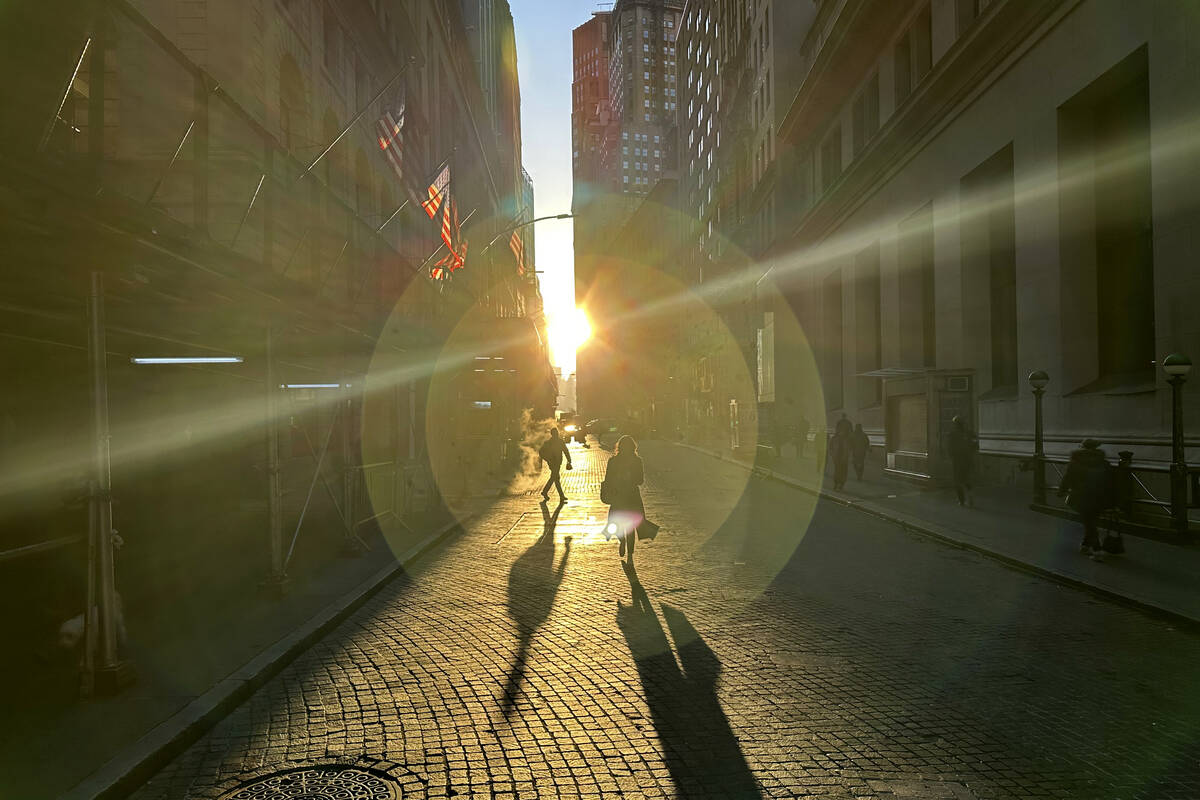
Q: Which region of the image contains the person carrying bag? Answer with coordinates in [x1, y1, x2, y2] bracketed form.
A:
[602, 435, 655, 564]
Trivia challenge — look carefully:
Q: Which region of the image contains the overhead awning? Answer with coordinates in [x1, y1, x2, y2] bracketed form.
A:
[857, 368, 933, 379]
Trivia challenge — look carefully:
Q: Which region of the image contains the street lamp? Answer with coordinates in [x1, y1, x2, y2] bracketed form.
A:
[1029, 369, 1049, 506]
[478, 213, 573, 257]
[1164, 353, 1192, 534]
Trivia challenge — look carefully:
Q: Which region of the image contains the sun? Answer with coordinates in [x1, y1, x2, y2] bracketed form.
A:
[547, 307, 592, 371]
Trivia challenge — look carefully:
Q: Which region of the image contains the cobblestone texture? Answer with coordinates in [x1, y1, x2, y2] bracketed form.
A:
[132, 441, 1200, 799]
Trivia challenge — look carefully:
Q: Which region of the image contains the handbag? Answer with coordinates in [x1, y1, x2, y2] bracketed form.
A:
[1100, 511, 1125, 554]
[636, 519, 660, 541]
[600, 478, 612, 505]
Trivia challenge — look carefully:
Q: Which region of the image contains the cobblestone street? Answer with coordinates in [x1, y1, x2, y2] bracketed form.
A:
[133, 441, 1200, 799]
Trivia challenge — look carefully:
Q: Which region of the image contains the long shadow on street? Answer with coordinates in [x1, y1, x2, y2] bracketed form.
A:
[617, 563, 762, 799]
[501, 499, 569, 717]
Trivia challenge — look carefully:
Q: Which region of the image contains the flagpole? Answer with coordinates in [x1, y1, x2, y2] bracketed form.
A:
[38, 36, 92, 153]
[298, 56, 417, 181]
[376, 198, 409, 233]
[375, 150, 452, 238]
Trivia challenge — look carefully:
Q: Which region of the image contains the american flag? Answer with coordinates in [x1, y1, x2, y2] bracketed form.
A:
[440, 194, 455, 252]
[421, 164, 450, 218]
[375, 102, 405, 182]
[432, 242, 466, 279]
[452, 237, 468, 272]
[509, 230, 524, 275]
[431, 198, 467, 280]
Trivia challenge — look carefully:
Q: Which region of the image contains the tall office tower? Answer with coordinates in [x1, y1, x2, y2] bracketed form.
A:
[572, 11, 616, 204]
[678, 0, 815, 282]
[572, 12, 619, 304]
[608, 0, 684, 197]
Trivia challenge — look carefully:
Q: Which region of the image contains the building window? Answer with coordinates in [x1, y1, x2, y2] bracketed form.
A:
[851, 72, 880, 156]
[961, 144, 1017, 393]
[323, 3, 343, 79]
[895, 32, 912, 104]
[1058, 46, 1155, 386]
[820, 125, 842, 192]
[894, 6, 931, 106]
[822, 269, 845, 410]
[899, 204, 936, 368]
[855, 243, 883, 407]
[956, 0, 985, 35]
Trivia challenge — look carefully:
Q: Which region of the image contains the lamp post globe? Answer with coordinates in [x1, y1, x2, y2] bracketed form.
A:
[1028, 369, 1049, 390]
[1163, 353, 1192, 379]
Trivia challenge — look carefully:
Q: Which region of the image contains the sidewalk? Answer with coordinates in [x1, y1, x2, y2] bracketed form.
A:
[674, 441, 1200, 627]
[2, 504, 470, 800]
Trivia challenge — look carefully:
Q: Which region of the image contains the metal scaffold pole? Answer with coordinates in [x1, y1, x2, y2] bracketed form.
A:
[87, 272, 135, 694]
[264, 325, 288, 593]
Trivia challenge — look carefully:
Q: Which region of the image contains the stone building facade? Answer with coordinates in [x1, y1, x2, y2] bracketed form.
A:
[0, 0, 545, 686]
[760, 0, 1198, 491]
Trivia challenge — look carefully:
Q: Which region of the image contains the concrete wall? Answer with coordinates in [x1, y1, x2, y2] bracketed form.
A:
[784, 0, 1200, 471]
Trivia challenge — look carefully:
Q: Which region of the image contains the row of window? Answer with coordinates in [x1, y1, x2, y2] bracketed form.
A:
[817, 6, 932, 194]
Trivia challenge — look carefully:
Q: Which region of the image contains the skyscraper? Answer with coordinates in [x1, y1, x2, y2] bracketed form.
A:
[608, 0, 683, 196]
[572, 12, 616, 204]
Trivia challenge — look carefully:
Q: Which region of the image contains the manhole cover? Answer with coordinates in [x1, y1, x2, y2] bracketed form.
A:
[217, 765, 402, 799]
[867, 780, 976, 799]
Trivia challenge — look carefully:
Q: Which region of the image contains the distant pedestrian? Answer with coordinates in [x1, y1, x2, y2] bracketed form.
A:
[797, 412, 810, 458]
[602, 435, 645, 564]
[829, 422, 851, 491]
[776, 397, 801, 458]
[946, 415, 977, 507]
[1058, 439, 1115, 560]
[539, 428, 572, 503]
[835, 413, 852, 438]
[851, 424, 870, 481]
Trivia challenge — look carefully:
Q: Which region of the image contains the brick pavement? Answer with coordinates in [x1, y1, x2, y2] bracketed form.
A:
[129, 438, 1200, 799]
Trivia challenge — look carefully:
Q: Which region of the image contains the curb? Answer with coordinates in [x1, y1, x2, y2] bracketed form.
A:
[64, 513, 474, 800]
[675, 442, 1200, 630]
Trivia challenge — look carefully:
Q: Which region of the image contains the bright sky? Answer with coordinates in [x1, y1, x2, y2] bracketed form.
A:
[510, 0, 608, 374]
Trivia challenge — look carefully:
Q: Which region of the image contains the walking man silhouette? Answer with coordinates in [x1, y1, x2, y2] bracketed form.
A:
[539, 427, 572, 502]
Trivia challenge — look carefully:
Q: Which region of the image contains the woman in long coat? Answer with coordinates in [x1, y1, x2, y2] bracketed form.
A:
[604, 435, 645, 564]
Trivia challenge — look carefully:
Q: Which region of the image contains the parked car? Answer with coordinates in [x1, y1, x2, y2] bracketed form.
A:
[586, 418, 620, 446]
[559, 414, 587, 443]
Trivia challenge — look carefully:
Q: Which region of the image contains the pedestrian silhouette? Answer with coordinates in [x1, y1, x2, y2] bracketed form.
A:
[1058, 439, 1115, 560]
[775, 397, 805, 459]
[946, 415, 977, 507]
[603, 435, 645, 565]
[539, 427, 572, 502]
[851, 423, 870, 481]
[829, 419, 851, 491]
[502, 504, 569, 717]
[835, 412, 853, 437]
[615, 595, 763, 799]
